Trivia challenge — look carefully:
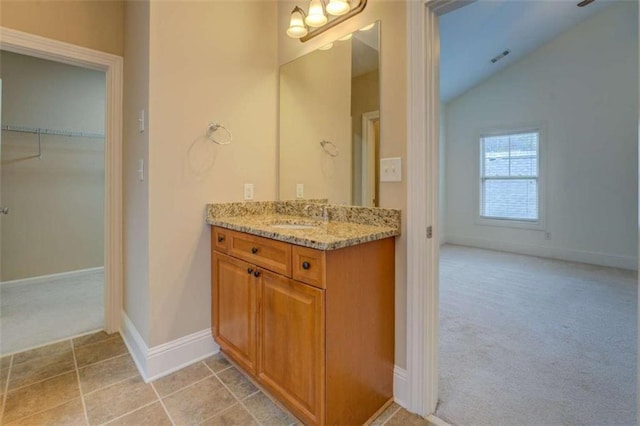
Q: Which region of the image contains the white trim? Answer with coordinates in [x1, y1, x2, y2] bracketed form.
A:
[0, 266, 104, 288]
[446, 236, 638, 271]
[0, 27, 124, 334]
[393, 366, 409, 408]
[426, 414, 453, 426]
[121, 312, 219, 383]
[121, 312, 149, 381]
[406, 0, 439, 416]
[146, 328, 219, 382]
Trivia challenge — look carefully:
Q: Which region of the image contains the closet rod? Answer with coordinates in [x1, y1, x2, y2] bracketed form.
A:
[1, 124, 105, 139]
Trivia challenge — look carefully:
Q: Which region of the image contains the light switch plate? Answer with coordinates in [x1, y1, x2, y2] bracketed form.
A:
[244, 183, 254, 200]
[380, 157, 402, 182]
[296, 183, 304, 198]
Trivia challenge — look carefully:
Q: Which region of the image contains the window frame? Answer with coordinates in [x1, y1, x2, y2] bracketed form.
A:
[476, 124, 546, 230]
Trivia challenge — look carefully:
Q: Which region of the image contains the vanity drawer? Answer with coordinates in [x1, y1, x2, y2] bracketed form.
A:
[292, 246, 326, 289]
[227, 229, 292, 276]
[212, 227, 229, 253]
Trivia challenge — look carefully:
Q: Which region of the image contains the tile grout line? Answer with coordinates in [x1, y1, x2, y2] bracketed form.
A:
[76, 351, 131, 372]
[98, 400, 159, 426]
[81, 372, 141, 398]
[149, 366, 214, 400]
[5, 366, 77, 393]
[70, 339, 90, 425]
[0, 354, 14, 424]
[201, 360, 265, 426]
[380, 406, 402, 426]
[150, 382, 177, 426]
[5, 348, 86, 424]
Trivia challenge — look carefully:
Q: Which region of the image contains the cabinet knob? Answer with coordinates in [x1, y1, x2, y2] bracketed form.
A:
[302, 261, 311, 270]
[217, 235, 225, 242]
[253, 270, 261, 278]
[247, 268, 254, 274]
[251, 247, 259, 254]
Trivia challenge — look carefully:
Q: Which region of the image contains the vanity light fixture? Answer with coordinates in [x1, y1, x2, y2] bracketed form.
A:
[326, 0, 350, 15]
[338, 33, 352, 41]
[306, 0, 328, 27]
[286, 6, 309, 38]
[286, 0, 368, 43]
[319, 43, 334, 50]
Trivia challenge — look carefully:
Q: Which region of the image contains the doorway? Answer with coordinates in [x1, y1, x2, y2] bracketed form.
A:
[0, 51, 107, 354]
[0, 27, 123, 348]
[405, 0, 639, 423]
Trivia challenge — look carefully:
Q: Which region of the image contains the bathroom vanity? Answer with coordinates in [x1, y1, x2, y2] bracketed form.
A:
[207, 201, 399, 425]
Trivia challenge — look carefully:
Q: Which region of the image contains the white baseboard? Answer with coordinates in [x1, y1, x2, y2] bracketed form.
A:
[120, 312, 219, 382]
[446, 235, 637, 271]
[1, 266, 104, 287]
[121, 312, 150, 381]
[393, 366, 408, 408]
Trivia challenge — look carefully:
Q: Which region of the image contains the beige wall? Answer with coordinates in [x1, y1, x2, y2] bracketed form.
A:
[278, 0, 407, 367]
[280, 41, 352, 203]
[123, 0, 150, 343]
[146, 1, 278, 346]
[1, 51, 105, 281]
[0, 0, 124, 56]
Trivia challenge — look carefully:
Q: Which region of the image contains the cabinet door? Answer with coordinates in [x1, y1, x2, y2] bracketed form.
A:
[212, 252, 257, 375]
[258, 271, 325, 425]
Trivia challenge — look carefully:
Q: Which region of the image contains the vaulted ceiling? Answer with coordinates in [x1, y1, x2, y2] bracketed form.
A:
[439, 0, 618, 103]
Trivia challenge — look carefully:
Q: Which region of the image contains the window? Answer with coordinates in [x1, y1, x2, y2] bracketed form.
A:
[480, 130, 540, 222]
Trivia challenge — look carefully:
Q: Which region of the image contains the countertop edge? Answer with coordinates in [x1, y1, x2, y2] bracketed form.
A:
[208, 220, 399, 250]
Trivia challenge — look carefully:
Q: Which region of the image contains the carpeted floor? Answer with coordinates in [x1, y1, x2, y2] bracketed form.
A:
[437, 245, 637, 426]
[0, 269, 103, 355]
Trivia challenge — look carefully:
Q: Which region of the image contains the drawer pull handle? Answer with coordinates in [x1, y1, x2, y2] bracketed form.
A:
[302, 261, 311, 270]
[251, 247, 259, 254]
[217, 235, 225, 242]
[247, 268, 254, 274]
[253, 270, 261, 278]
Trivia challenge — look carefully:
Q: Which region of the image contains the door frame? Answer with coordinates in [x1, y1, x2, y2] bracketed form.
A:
[361, 110, 379, 207]
[405, 0, 475, 417]
[0, 27, 123, 333]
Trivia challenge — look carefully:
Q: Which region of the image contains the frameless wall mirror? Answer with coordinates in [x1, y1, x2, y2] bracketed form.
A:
[279, 21, 380, 206]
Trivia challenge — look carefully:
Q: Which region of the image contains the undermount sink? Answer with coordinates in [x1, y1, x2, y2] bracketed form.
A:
[270, 223, 319, 230]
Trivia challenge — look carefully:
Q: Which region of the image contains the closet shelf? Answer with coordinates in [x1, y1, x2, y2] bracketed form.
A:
[1, 124, 104, 139]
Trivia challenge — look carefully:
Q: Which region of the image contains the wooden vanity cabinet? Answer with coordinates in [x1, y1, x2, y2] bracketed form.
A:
[259, 270, 325, 425]
[211, 227, 395, 426]
[211, 252, 257, 375]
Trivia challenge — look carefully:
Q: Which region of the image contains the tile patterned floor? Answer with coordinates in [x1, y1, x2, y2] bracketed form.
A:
[0, 332, 428, 425]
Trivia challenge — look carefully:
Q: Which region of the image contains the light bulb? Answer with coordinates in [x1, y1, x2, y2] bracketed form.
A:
[326, 0, 350, 16]
[286, 7, 308, 38]
[305, 0, 327, 27]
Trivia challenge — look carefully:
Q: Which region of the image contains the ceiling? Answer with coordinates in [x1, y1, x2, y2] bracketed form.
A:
[439, 0, 618, 103]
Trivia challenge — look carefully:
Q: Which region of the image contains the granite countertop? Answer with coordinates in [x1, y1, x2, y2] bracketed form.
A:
[206, 201, 401, 250]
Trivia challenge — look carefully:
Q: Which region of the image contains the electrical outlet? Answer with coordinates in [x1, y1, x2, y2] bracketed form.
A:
[545, 232, 552, 240]
[244, 183, 254, 200]
[296, 183, 304, 198]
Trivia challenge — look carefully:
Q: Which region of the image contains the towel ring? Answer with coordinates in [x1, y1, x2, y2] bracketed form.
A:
[320, 140, 339, 157]
[206, 122, 233, 145]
